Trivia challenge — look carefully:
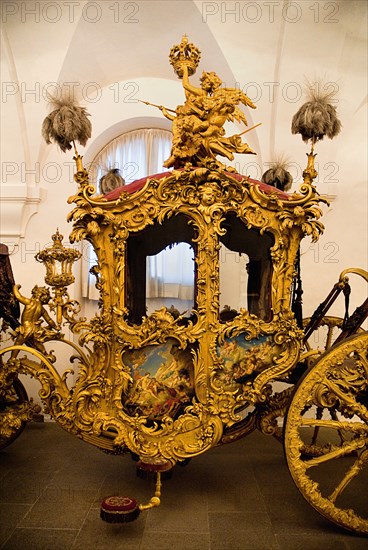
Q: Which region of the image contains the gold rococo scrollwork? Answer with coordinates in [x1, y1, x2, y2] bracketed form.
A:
[0, 31, 331, 468]
[50, 164, 324, 457]
[2, 36, 366, 533]
[0, 158, 326, 465]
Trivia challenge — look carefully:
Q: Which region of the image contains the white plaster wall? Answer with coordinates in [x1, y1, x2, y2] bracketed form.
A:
[1, 1, 367, 404]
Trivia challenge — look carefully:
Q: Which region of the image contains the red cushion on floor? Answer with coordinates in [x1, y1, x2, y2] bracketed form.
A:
[100, 496, 140, 523]
[101, 496, 138, 511]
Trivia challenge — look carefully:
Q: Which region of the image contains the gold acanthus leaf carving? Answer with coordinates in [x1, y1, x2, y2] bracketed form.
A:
[114, 308, 205, 349]
[276, 204, 325, 242]
[91, 404, 223, 463]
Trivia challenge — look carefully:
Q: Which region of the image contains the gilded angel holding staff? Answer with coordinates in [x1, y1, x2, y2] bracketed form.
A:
[144, 36, 258, 170]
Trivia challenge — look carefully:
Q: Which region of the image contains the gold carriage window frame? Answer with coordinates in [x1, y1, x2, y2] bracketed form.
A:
[82, 127, 195, 307]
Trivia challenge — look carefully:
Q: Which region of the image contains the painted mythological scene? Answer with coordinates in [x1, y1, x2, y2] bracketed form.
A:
[217, 334, 273, 385]
[122, 339, 194, 420]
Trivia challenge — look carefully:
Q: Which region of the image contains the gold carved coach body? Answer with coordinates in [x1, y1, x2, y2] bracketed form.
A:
[60, 159, 325, 464]
[0, 36, 326, 466]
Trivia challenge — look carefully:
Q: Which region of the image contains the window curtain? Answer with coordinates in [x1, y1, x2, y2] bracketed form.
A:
[83, 128, 194, 308]
[91, 128, 172, 187]
[146, 243, 195, 301]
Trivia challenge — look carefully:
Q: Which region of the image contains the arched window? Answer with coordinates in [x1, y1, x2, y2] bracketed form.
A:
[83, 128, 195, 315]
[90, 128, 172, 188]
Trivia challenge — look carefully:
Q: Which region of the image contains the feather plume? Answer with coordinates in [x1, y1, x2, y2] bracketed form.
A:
[99, 168, 125, 194]
[262, 160, 293, 192]
[291, 82, 341, 144]
[42, 90, 92, 152]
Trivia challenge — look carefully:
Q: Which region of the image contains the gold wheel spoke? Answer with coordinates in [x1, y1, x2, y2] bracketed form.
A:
[328, 450, 368, 503]
[329, 409, 349, 446]
[301, 417, 367, 435]
[310, 407, 323, 446]
[303, 436, 366, 469]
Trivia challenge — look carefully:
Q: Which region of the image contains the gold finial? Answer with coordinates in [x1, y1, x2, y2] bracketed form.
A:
[51, 229, 63, 247]
[74, 153, 85, 173]
[302, 150, 318, 185]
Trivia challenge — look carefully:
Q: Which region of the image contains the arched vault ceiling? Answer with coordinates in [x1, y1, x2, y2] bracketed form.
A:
[57, 0, 367, 165]
[58, 1, 236, 86]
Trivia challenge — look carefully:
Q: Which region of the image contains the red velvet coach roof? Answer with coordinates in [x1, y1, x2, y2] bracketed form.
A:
[103, 170, 290, 201]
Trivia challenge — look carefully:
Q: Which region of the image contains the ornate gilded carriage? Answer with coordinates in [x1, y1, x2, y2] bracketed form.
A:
[66, 161, 315, 448]
[1, 37, 367, 534]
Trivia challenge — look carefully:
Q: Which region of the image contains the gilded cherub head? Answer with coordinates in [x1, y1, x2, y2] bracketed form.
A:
[31, 285, 51, 304]
[200, 71, 222, 94]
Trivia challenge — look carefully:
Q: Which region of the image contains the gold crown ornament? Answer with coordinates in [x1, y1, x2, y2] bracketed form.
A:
[169, 35, 201, 78]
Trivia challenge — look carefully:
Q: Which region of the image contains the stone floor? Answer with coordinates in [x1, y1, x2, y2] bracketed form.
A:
[0, 422, 367, 549]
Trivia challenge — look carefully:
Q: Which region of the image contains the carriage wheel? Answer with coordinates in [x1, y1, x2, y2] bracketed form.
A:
[0, 378, 29, 450]
[284, 332, 368, 534]
[300, 318, 365, 455]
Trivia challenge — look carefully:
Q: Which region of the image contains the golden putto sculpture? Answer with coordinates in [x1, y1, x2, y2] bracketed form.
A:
[152, 35, 257, 170]
[0, 37, 367, 532]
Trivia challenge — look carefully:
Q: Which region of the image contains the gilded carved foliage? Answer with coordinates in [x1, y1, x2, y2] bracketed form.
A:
[115, 308, 203, 349]
[1, 163, 329, 463]
[91, 404, 223, 462]
[61, 168, 325, 458]
[277, 203, 325, 242]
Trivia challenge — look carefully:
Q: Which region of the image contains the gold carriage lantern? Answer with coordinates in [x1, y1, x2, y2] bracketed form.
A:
[35, 229, 81, 324]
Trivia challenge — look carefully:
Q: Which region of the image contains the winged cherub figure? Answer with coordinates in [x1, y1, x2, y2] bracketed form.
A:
[160, 63, 257, 169]
[11, 285, 59, 361]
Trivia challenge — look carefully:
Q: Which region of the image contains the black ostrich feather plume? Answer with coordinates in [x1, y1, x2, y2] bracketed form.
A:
[262, 160, 293, 192]
[99, 168, 125, 194]
[291, 83, 342, 144]
[42, 91, 92, 152]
